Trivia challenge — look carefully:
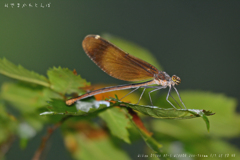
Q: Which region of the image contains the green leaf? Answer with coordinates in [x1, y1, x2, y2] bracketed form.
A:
[43, 99, 77, 116]
[0, 58, 50, 87]
[99, 107, 131, 143]
[102, 34, 162, 71]
[151, 91, 240, 140]
[1, 83, 46, 112]
[109, 98, 213, 131]
[65, 125, 131, 160]
[76, 135, 131, 160]
[197, 110, 210, 132]
[180, 91, 240, 137]
[111, 99, 214, 119]
[41, 99, 111, 116]
[1, 82, 60, 113]
[47, 67, 90, 94]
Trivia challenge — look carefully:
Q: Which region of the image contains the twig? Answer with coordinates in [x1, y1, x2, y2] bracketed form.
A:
[0, 135, 16, 159]
[32, 116, 71, 160]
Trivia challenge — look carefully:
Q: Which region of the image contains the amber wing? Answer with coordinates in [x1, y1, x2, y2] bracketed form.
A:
[82, 35, 160, 82]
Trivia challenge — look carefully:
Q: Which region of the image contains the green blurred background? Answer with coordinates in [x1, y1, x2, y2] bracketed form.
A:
[0, 0, 240, 159]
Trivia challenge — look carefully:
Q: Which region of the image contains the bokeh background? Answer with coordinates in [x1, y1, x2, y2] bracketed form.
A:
[0, 0, 240, 159]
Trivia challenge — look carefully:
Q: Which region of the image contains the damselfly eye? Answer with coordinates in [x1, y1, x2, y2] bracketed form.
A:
[172, 75, 181, 85]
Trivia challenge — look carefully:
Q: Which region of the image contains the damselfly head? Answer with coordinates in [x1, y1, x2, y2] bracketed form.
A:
[172, 75, 181, 85]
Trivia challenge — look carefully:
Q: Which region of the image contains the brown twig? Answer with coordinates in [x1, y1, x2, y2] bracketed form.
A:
[32, 116, 71, 160]
[0, 135, 16, 159]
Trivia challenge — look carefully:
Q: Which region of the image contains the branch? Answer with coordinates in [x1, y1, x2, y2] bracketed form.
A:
[32, 116, 71, 160]
[0, 135, 16, 159]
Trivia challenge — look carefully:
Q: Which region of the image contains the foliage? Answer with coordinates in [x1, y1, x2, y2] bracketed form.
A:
[0, 34, 239, 160]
